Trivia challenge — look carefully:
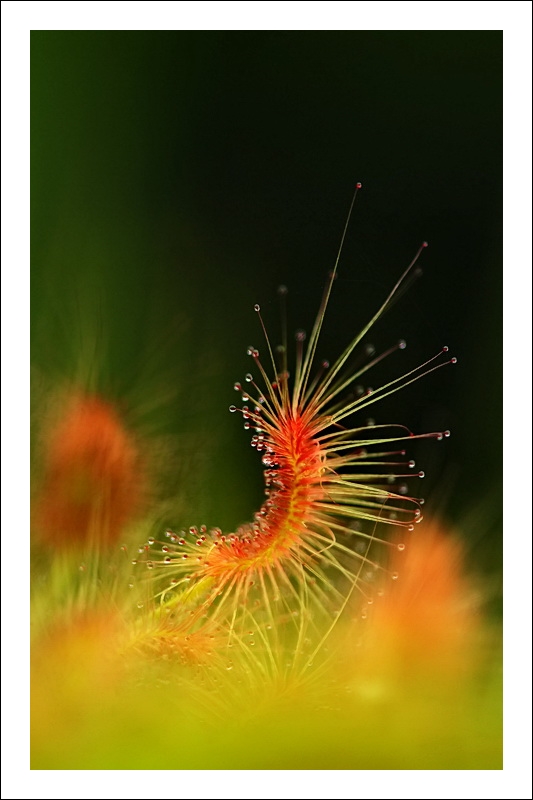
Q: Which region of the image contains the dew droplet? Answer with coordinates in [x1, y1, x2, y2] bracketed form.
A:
[229, 405, 237, 413]
[254, 303, 260, 312]
[148, 537, 155, 546]
[418, 471, 425, 478]
[397, 543, 405, 551]
[391, 572, 399, 580]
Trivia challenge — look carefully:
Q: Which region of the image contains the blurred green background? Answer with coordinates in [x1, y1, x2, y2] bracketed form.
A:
[31, 31, 502, 583]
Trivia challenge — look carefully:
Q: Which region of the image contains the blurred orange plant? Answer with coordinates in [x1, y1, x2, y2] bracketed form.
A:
[34, 393, 146, 550]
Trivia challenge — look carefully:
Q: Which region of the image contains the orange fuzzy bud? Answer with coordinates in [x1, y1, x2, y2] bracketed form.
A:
[34, 394, 145, 549]
[356, 518, 480, 686]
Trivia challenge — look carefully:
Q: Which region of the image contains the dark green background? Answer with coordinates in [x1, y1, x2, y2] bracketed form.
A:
[31, 31, 502, 578]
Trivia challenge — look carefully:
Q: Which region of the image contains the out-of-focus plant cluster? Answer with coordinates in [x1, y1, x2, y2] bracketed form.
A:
[31, 391, 501, 770]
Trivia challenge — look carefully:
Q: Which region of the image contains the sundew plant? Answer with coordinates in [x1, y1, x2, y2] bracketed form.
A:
[30, 187, 502, 770]
[133, 186, 454, 663]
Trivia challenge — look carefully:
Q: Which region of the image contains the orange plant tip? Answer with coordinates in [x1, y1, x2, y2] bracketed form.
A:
[356, 518, 480, 682]
[34, 394, 145, 550]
